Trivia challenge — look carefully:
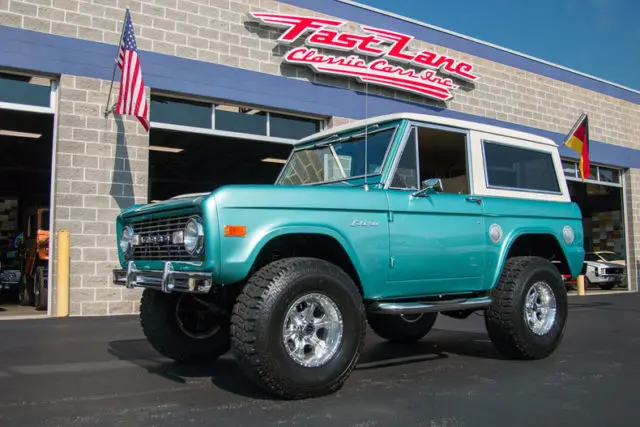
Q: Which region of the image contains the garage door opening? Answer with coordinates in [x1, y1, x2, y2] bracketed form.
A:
[0, 108, 54, 316]
[147, 95, 326, 201]
[149, 128, 294, 201]
[563, 160, 628, 292]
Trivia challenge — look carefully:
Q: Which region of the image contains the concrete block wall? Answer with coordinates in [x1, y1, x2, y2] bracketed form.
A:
[53, 75, 148, 316]
[1, 0, 639, 315]
[1, 0, 638, 151]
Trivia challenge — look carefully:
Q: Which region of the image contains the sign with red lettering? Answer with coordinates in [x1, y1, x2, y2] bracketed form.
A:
[248, 13, 479, 102]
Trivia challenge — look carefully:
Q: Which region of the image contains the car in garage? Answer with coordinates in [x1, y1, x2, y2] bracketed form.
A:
[583, 252, 626, 290]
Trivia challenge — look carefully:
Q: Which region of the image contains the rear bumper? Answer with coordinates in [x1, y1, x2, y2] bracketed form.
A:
[113, 261, 213, 294]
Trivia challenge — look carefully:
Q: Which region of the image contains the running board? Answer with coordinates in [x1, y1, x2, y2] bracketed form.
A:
[367, 296, 492, 315]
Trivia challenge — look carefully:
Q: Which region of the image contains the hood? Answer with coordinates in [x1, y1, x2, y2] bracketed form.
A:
[211, 183, 385, 211]
[119, 192, 211, 219]
[118, 183, 385, 219]
[585, 260, 625, 269]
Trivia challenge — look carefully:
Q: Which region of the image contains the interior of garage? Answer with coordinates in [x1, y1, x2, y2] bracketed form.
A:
[564, 161, 628, 292]
[148, 128, 294, 201]
[0, 107, 54, 316]
[146, 94, 323, 202]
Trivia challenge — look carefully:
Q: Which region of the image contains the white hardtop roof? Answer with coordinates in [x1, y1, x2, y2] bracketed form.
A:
[296, 112, 558, 147]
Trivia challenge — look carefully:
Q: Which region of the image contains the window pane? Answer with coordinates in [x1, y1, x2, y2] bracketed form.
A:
[598, 167, 620, 184]
[0, 73, 51, 108]
[484, 141, 560, 192]
[390, 129, 418, 189]
[215, 104, 267, 135]
[150, 96, 212, 128]
[562, 160, 577, 178]
[269, 112, 321, 139]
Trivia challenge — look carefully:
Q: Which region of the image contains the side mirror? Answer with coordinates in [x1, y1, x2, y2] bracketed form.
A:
[411, 178, 443, 198]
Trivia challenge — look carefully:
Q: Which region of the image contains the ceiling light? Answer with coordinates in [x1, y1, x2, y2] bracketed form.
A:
[0, 130, 42, 139]
[149, 145, 183, 153]
[262, 157, 287, 164]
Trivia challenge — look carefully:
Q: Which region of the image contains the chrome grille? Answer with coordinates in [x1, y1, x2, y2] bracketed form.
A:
[129, 213, 201, 261]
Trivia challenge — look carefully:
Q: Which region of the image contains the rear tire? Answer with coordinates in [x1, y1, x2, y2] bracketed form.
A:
[230, 257, 366, 400]
[140, 289, 231, 363]
[34, 267, 47, 311]
[18, 274, 33, 306]
[485, 256, 567, 360]
[367, 312, 438, 343]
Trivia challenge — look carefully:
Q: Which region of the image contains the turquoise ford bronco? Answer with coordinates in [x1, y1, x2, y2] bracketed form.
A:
[113, 112, 584, 399]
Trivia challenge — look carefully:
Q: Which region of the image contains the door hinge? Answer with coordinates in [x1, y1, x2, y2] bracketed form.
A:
[389, 257, 395, 268]
[388, 211, 394, 222]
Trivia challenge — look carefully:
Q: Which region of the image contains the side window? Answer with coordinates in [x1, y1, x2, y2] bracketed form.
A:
[483, 141, 560, 193]
[417, 126, 470, 194]
[390, 127, 418, 189]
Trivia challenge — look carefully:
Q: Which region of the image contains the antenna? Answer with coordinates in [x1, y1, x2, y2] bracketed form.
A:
[363, 82, 369, 192]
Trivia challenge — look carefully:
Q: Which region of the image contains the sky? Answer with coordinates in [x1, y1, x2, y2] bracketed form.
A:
[355, 0, 640, 92]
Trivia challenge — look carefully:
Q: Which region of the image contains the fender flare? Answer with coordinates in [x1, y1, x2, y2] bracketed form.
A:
[489, 227, 566, 289]
[242, 225, 366, 281]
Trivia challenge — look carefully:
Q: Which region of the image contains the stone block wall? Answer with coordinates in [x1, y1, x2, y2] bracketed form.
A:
[1, 0, 639, 315]
[52, 75, 148, 315]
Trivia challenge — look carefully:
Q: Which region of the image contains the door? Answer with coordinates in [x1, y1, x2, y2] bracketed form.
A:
[385, 123, 487, 297]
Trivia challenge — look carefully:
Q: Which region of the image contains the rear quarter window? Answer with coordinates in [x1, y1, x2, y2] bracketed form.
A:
[483, 141, 561, 193]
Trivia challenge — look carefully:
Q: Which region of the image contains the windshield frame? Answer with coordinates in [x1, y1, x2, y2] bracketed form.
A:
[274, 120, 402, 186]
[597, 251, 625, 262]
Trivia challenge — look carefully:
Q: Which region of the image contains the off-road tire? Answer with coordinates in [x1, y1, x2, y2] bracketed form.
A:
[140, 289, 231, 363]
[34, 267, 47, 311]
[367, 312, 438, 343]
[485, 256, 568, 360]
[230, 257, 366, 400]
[598, 282, 616, 290]
[18, 274, 33, 306]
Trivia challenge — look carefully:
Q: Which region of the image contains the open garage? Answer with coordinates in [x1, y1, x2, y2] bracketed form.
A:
[147, 94, 324, 201]
[563, 159, 628, 292]
[0, 71, 56, 317]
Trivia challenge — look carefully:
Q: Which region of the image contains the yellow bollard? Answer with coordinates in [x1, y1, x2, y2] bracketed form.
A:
[576, 274, 586, 296]
[56, 229, 70, 317]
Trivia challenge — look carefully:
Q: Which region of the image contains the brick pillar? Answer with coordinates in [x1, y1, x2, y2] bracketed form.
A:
[52, 75, 149, 316]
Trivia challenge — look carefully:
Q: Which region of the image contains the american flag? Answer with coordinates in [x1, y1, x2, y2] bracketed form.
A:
[115, 9, 149, 131]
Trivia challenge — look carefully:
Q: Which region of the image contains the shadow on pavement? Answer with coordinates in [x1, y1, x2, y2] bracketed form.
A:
[107, 328, 505, 399]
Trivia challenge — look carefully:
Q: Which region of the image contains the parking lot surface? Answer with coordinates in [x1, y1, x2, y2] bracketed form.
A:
[0, 292, 638, 427]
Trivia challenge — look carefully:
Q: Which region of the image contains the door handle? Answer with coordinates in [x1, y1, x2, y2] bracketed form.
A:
[466, 196, 482, 204]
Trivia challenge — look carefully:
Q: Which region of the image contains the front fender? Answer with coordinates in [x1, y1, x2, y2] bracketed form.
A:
[218, 224, 368, 286]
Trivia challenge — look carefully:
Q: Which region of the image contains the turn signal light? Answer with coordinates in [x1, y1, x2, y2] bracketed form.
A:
[224, 225, 246, 237]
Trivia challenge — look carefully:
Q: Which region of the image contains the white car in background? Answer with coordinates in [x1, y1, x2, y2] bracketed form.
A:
[583, 251, 626, 290]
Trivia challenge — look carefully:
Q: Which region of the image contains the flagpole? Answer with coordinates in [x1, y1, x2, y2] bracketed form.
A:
[560, 111, 587, 148]
[104, 7, 129, 119]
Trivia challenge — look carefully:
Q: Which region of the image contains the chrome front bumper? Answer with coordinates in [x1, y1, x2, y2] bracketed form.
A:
[112, 261, 213, 294]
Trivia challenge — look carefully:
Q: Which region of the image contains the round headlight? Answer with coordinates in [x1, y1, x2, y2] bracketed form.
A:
[120, 225, 134, 254]
[183, 218, 204, 254]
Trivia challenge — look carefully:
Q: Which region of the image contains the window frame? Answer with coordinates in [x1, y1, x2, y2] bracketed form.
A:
[0, 70, 57, 114]
[470, 130, 570, 202]
[562, 158, 623, 188]
[384, 120, 473, 193]
[481, 139, 563, 195]
[149, 91, 327, 145]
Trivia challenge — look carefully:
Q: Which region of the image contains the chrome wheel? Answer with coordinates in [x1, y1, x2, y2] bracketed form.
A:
[524, 281, 557, 336]
[282, 293, 344, 368]
[175, 294, 221, 340]
[400, 313, 424, 323]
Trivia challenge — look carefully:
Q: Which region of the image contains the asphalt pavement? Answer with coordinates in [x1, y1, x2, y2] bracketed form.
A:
[0, 292, 639, 427]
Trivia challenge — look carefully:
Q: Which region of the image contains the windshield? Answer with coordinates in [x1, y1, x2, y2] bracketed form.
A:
[598, 252, 624, 262]
[276, 124, 397, 186]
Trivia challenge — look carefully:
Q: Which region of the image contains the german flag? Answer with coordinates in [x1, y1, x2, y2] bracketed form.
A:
[564, 113, 590, 181]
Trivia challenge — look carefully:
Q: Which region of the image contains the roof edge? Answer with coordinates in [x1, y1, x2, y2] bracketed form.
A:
[337, 0, 640, 96]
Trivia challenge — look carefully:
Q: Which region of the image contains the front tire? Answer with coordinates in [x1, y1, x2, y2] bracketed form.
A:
[140, 289, 231, 363]
[367, 312, 438, 343]
[485, 256, 567, 360]
[230, 257, 366, 400]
